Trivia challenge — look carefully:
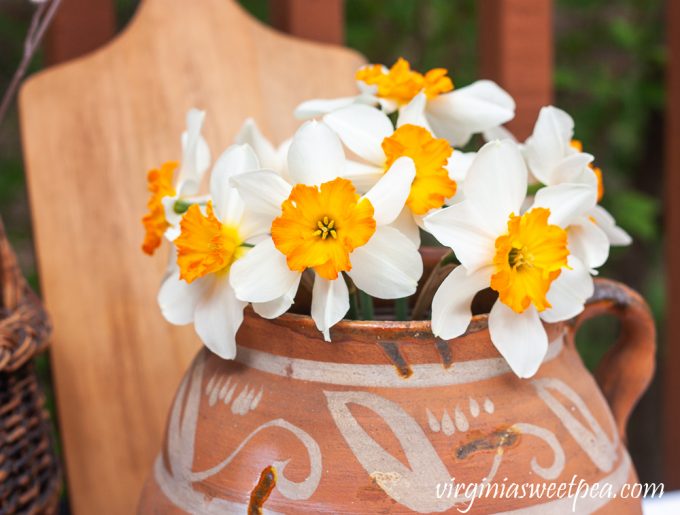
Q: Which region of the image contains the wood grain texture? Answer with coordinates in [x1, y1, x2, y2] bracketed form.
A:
[19, 1, 363, 513]
[665, 0, 680, 490]
[478, 0, 553, 140]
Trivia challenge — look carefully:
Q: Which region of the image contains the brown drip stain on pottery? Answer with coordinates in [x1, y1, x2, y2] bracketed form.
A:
[248, 465, 277, 515]
[456, 427, 520, 460]
[377, 341, 413, 378]
[435, 338, 454, 368]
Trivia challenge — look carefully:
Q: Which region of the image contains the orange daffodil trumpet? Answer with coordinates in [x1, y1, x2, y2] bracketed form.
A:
[295, 58, 516, 147]
[143, 61, 633, 381]
[229, 121, 423, 340]
[141, 109, 211, 255]
[424, 140, 597, 378]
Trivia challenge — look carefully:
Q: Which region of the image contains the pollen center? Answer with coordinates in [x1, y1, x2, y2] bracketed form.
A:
[314, 216, 337, 240]
[508, 246, 533, 269]
[490, 208, 569, 313]
[271, 178, 376, 280]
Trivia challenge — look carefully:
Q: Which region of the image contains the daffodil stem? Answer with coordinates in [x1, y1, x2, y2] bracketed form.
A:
[348, 292, 359, 320]
[173, 198, 207, 214]
[411, 251, 458, 320]
[395, 298, 409, 321]
[359, 291, 374, 320]
[527, 183, 543, 196]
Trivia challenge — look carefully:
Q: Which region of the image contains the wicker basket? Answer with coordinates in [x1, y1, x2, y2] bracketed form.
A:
[0, 218, 60, 514]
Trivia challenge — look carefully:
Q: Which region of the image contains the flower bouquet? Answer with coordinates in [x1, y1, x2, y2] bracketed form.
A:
[139, 59, 654, 514]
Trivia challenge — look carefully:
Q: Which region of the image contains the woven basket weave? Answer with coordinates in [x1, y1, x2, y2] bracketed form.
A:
[0, 218, 60, 514]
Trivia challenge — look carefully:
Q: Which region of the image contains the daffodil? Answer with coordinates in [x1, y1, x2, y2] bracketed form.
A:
[142, 108, 211, 254]
[423, 139, 596, 378]
[525, 106, 632, 253]
[234, 118, 291, 180]
[157, 144, 286, 359]
[486, 106, 631, 269]
[229, 121, 423, 340]
[295, 58, 516, 146]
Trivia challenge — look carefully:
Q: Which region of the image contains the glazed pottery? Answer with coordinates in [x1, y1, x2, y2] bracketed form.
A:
[138, 278, 655, 514]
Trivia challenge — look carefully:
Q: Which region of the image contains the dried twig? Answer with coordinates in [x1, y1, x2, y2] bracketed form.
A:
[0, 0, 62, 130]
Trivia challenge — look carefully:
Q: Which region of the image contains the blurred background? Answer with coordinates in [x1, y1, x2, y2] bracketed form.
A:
[0, 0, 667, 504]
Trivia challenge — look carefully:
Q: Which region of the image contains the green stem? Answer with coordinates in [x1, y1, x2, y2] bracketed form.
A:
[344, 275, 359, 320]
[348, 292, 359, 320]
[527, 183, 543, 196]
[173, 198, 207, 214]
[359, 291, 374, 320]
[395, 298, 409, 321]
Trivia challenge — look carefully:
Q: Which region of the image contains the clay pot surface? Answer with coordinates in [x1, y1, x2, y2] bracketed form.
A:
[138, 279, 655, 514]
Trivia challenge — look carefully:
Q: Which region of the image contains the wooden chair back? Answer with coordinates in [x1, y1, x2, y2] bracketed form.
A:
[19, 1, 363, 512]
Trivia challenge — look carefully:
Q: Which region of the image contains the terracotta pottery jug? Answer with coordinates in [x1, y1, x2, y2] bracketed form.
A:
[138, 278, 655, 514]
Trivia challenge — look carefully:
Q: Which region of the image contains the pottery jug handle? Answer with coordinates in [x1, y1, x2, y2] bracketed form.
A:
[572, 278, 656, 440]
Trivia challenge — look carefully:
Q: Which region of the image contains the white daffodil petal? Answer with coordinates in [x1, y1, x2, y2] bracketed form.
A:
[162, 195, 181, 235]
[294, 97, 360, 119]
[525, 106, 574, 184]
[396, 92, 431, 130]
[363, 156, 415, 226]
[463, 139, 528, 235]
[482, 124, 518, 143]
[532, 182, 597, 228]
[568, 218, 610, 270]
[194, 276, 247, 360]
[390, 206, 421, 246]
[157, 272, 207, 325]
[431, 265, 491, 339]
[423, 201, 496, 273]
[239, 211, 277, 243]
[252, 274, 302, 319]
[540, 256, 594, 323]
[323, 104, 393, 165]
[590, 205, 632, 246]
[276, 139, 292, 180]
[426, 80, 515, 146]
[343, 160, 383, 193]
[488, 301, 548, 379]
[550, 153, 595, 186]
[195, 135, 211, 178]
[164, 224, 181, 243]
[230, 170, 292, 218]
[311, 275, 350, 341]
[287, 121, 345, 186]
[179, 108, 210, 193]
[347, 226, 423, 299]
[234, 118, 279, 171]
[446, 150, 476, 183]
[230, 238, 301, 303]
[210, 144, 259, 224]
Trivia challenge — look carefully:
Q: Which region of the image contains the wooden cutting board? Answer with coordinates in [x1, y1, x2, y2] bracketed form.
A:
[19, 1, 363, 512]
